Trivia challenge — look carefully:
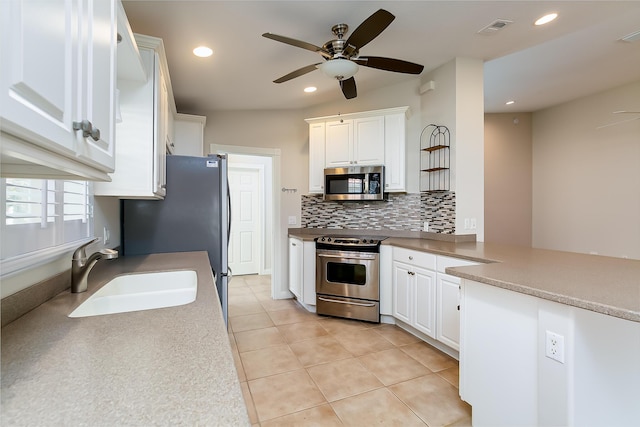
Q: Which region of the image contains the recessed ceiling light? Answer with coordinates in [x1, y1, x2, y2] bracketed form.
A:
[506, 100, 516, 105]
[535, 13, 558, 26]
[304, 86, 317, 93]
[193, 46, 213, 58]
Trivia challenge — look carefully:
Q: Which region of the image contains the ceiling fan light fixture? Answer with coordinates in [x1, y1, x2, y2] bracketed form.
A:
[318, 59, 359, 80]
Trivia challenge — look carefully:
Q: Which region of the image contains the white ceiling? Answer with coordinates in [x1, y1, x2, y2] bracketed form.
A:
[122, 1, 640, 114]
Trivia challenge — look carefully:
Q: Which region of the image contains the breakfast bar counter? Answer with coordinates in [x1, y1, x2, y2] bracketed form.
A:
[1, 251, 250, 426]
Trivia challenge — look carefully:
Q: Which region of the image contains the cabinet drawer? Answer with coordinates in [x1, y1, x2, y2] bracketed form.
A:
[436, 255, 480, 273]
[393, 247, 436, 270]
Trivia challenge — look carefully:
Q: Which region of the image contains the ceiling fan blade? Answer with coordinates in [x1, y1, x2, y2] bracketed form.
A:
[346, 9, 395, 50]
[354, 56, 424, 74]
[340, 77, 357, 99]
[262, 33, 331, 58]
[273, 63, 321, 83]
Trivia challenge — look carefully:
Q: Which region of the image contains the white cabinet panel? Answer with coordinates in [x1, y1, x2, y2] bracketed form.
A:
[288, 237, 316, 307]
[173, 113, 206, 156]
[392, 253, 437, 339]
[353, 116, 385, 165]
[288, 237, 303, 299]
[95, 35, 173, 199]
[1, 0, 117, 180]
[437, 273, 461, 350]
[308, 122, 325, 193]
[384, 113, 406, 192]
[325, 120, 353, 167]
[414, 266, 436, 338]
[392, 261, 412, 324]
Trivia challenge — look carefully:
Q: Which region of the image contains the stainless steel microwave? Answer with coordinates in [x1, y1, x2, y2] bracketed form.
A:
[324, 166, 384, 201]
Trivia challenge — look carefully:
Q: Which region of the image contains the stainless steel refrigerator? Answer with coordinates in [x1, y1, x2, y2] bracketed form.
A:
[121, 154, 230, 323]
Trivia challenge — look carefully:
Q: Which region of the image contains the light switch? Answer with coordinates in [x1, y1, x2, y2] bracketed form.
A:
[288, 216, 297, 225]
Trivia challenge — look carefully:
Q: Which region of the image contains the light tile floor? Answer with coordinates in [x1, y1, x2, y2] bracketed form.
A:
[228, 274, 472, 426]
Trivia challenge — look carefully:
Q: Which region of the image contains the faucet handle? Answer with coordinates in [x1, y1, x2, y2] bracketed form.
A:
[72, 237, 99, 261]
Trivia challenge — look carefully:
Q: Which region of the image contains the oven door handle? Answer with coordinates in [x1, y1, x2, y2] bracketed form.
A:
[317, 296, 377, 307]
[317, 253, 377, 260]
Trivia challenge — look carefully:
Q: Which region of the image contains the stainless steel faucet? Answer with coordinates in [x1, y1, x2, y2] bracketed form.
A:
[71, 238, 119, 293]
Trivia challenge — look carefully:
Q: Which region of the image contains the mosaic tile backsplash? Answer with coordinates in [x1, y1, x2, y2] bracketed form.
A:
[301, 192, 456, 234]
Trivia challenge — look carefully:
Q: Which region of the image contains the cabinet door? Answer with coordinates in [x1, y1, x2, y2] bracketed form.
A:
[0, 0, 77, 155]
[384, 113, 406, 192]
[414, 266, 437, 338]
[325, 120, 353, 167]
[308, 122, 325, 193]
[155, 61, 168, 197]
[437, 273, 461, 350]
[76, 0, 117, 172]
[392, 261, 412, 324]
[353, 116, 384, 165]
[302, 241, 316, 306]
[288, 238, 303, 299]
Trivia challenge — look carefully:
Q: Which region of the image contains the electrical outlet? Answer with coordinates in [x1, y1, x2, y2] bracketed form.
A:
[288, 216, 297, 225]
[470, 218, 477, 230]
[464, 218, 470, 230]
[545, 330, 565, 363]
[103, 227, 110, 245]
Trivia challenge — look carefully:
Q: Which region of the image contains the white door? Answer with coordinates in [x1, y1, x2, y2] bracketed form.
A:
[228, 167, 261, 276]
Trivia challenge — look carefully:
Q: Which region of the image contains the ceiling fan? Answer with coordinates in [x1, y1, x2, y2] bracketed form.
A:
[262, 9, 424, 100]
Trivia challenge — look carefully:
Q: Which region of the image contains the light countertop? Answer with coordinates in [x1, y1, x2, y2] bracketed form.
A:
[287, 229, 640, 323]
[384, 238, 640, 322]
[1, 251, 250, 426]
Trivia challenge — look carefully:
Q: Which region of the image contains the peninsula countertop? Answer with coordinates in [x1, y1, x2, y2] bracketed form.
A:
[287, 229, 639, 322]
[1, 251, 250, 426]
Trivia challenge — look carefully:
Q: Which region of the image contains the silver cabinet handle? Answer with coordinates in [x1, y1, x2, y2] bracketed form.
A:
[409, 256, 413, 260]
[292, 243, 297, 246]
[73, 120, 101, 141]
[318, 296, 376, 307]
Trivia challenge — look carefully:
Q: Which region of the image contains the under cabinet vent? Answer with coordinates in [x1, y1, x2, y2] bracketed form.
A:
[478, 19, 513, 35]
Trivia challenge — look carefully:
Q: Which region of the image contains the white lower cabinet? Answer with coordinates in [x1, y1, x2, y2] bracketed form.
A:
[391, 247, 479, 353]
[436, 273, 462, 350]
[392, 248, 437, 338]
[288, 237, 316, 307]
[435, 255, 479, 351]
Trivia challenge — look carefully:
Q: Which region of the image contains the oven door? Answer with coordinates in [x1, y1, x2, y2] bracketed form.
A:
[316, 249, 379, 301]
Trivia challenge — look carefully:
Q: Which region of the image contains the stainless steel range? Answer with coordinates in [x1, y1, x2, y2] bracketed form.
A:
[315, 235, 386, 323]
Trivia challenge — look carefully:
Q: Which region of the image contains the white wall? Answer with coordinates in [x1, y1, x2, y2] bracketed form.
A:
[421, 58, 485, 240]
[532, 81, 640, 259]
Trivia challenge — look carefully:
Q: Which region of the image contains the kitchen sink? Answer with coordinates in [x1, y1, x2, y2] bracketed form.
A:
[69, 270, 197, 317]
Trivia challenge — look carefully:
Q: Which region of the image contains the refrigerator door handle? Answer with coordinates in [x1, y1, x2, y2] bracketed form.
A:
[227, 180, 231, 243]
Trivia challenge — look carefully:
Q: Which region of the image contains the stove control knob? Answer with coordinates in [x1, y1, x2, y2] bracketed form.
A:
[327, 237, 332, 242]
[362, 239, 368, 244]
[320, 237, 325, 241]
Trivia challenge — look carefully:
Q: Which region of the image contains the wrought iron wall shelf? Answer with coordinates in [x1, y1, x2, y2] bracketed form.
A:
[420, 124, 450, 191]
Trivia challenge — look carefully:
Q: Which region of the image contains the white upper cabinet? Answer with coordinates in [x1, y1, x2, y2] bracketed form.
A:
[173, 113, 206, 156]
[95, 34, 175, 199]
[325, 116, 384, 167]
[353, 116, 385, 165]
[0, 0, 117, 181]
[306, 107, 408, 193]
[325, 120, 354, 167]
[384, 113, 406, 192]
[308, 122, 326, 194]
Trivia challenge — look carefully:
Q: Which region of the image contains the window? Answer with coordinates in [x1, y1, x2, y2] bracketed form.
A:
[1, 178, 93, 275]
